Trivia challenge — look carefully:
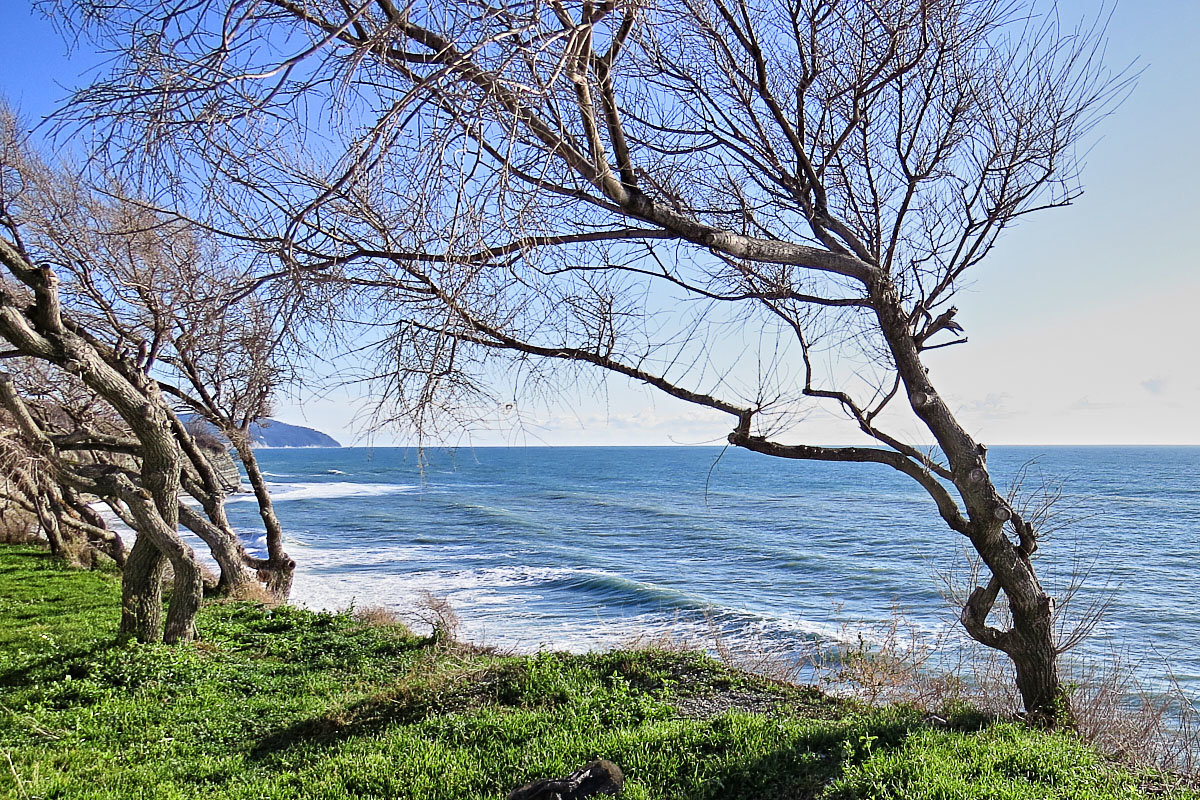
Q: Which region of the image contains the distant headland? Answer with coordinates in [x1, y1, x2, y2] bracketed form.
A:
[182, 416, 341, 448]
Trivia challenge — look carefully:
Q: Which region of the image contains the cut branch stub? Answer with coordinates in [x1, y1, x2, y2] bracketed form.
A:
[968, 467, 988, 484]
[992, 504, 1012, 522]
[909, 389, 936, 408]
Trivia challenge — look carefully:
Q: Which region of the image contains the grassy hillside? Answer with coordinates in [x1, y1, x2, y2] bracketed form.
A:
[0, 546, 1192, 799]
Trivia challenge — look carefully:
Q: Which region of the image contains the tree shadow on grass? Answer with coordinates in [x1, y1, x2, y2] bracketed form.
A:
[621, 712, 926, 800]
[0, 640, 122, 690]
[245, 679, 944, 800]
[247, 664, 488, 763]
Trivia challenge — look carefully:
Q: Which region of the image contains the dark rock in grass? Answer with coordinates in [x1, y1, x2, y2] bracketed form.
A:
[507, 759, 624, 800]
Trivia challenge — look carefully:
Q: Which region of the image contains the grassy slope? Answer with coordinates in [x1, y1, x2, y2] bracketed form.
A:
[0, 546, 1192, 800]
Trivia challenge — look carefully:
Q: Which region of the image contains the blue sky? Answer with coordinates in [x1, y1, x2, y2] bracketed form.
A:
[2, 1, 1197, 446]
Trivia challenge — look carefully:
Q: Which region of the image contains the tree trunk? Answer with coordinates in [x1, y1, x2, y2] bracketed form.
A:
[867, 273, 1071, 726]
[1008, 592, 1067, 725]
[0, 251, 205, 643]
[162, 547, 203, 643]
[34, 497, 66, 556]
[175, 503, 257, 595]
[135, 411, 201, 642]
[119, 535, 166, 642]
[960, 525, 1068, 724]
[116, 473, 203, 643]
[235, 437, 294, 600]
[118, 521, 202, 643]
[170, 414, 259, 594]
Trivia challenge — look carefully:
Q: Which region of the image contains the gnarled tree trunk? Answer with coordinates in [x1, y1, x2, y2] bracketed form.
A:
[0, 243, 206, 644]
[869, 273, 1066, 722]
[119, 535, 166, 642]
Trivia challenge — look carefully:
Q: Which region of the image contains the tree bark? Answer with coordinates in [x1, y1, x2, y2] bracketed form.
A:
[162, 544, 203, 643]
[34, 496, 66, 556]
[0, 253, 206, 643]
[113, 471, 202, 643]
[1009, 599, 1066, 726]
[130, 397, 200, 641]
[170, 412, 263, 594]
[119, 535, 165, 642]
[175, 503, 254, 593]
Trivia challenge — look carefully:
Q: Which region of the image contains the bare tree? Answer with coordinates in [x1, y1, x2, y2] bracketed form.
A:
[0, 106, 299, 638]
[0, 249, 205, 642]
[0, 359, 128, 564]
[159, 285, 298, 599]
[48, 0, 1126, 723]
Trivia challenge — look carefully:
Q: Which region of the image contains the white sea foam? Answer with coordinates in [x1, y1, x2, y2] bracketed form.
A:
[223, 481, 417, 503]
[281, 554, 852, 655]
[90, 495, 944, 656]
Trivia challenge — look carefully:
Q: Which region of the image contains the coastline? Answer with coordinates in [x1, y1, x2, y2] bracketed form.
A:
[2, 545, 1195, 799]
[224, 446, 1200, 706]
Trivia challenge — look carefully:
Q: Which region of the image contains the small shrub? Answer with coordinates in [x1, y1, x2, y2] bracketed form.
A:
[352, 605, 407, 631]
[223, 578, 277, 605]
[413, 591, 461, 646]
[1068, 652, 1200, 777]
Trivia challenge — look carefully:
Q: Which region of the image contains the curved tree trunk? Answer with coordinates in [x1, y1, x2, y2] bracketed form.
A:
[131, 391, 200, 642]
[169, 414, 258, 595]
[960, 505, 1066, 724]
[34, 496, 66, 556]
[118, 520, 201, 643]
[0, 251, 207, 644]
[114, 466, 202, 643]
[157, 528, 204, 643]
[867, 273, 1068, 724]
[233, 436, 294, 600]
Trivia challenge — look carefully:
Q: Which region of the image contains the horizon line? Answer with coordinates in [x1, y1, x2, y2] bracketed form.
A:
[305, 441, 1200, 449]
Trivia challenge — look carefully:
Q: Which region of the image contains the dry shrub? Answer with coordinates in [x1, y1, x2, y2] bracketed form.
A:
[195, 564, 283, 606]
[225, 578, 277, 605]
[801, 606, 1200, 779]
[161, 560, 224, 596]
[413, 591, 461, 646]
[809, 607, 979, 712]
[353, 605, 406, 629]
[0, 501, 41, 545]
[607, 611, 810, 683]
[59, 535, 102, 569]
[617, 626, 701, 655]
[703, 614, 809, 685]
[1066, 652, 1200, 777]
[949, 640, 1022, 717]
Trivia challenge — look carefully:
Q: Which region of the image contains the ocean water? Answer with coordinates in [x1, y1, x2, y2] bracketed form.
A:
[220, 446, 1200, 696]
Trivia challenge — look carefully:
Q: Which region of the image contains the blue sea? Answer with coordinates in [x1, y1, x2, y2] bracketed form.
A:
[219, 446, 1200, 698]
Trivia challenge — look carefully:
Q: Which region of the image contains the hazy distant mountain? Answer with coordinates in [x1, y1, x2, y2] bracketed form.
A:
[181, 416, 341, 448]
[249, 419, 341, 448]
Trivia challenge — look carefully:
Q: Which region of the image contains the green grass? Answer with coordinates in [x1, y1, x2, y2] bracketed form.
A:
[0, 545, 1193, 799]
